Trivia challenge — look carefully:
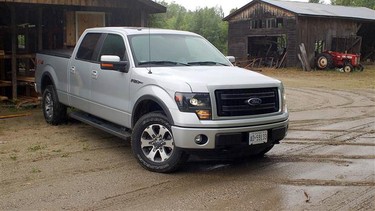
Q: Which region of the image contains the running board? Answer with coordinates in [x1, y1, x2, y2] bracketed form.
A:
[69, 111, 131, 140]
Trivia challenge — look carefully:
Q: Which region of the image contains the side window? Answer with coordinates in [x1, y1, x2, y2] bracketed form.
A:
[76, 33, 101, 61]
[99, 34, 126, 60]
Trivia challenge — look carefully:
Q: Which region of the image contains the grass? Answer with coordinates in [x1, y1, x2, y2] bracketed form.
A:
[82, 143, 90, 151]
[28, 143, 46, 152]
[61, 153, 70, 158]
[0, 105, 37, 116]
[31, 167, 41, 173]
[261, 65, 375, 89]
[10, 154, 17, 161]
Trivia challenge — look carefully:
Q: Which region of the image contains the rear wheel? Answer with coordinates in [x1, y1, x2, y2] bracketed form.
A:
[316, 53, 333, 70]
[131, 112, 187, 173]
[356, 64, 364, 72]
[343, 63, 353, 73]
[42, 85, 67, 125]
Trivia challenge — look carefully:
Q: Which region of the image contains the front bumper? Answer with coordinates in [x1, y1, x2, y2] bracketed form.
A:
[172, 119, 288, 149]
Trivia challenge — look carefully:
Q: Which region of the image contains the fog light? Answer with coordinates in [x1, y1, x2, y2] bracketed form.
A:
[194, 134, 208, 145]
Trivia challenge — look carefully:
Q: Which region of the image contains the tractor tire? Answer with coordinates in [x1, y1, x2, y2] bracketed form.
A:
[316, 53, 333, 70]
[343, 64, 353, 73]
[356, 64, 364, 72]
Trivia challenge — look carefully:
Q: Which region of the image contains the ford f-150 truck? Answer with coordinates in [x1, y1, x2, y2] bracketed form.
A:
[35, 27, 288, 173]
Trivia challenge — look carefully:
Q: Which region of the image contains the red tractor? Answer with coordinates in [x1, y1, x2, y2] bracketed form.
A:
[315, 51, 364, 72]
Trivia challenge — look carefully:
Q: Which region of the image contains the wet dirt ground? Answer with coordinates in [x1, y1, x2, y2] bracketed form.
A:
[1, 70, 374, 210]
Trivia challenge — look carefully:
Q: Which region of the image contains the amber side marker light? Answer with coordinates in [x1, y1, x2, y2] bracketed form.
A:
[101, 63, 114, 69]
[196, 110, 211, 120]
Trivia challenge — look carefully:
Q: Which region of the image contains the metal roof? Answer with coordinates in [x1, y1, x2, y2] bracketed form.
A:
[224, 0, 375, 21]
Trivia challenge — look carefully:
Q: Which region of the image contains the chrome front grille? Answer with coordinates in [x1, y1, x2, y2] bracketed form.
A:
[215, 88, 279, 117]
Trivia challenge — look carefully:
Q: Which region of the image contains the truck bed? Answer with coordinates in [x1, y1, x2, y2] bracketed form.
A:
[39, 49, 73, 59]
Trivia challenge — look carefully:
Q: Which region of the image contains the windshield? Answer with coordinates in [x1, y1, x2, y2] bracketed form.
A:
[128, 34, 231, 67]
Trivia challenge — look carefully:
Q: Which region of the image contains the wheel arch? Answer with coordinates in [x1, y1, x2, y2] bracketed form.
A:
[132, 95, 174, 128]
[41, 72, 55, 93]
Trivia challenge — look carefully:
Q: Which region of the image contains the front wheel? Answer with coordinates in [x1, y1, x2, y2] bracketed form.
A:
[131, 112, 186, 173]
[343, 64, 353, 73]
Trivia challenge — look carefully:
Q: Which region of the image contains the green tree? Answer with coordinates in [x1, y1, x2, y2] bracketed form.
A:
[149, 1, 188, 29]
[229, 8, 238, 14]
[149, 2, 228, 54]
[187, 7, 228, 54]
[331, 0, 375, 9]
[309, 0, 323, 3]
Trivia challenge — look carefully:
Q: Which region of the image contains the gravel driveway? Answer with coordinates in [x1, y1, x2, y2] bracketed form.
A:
[1, 69, 374, 210]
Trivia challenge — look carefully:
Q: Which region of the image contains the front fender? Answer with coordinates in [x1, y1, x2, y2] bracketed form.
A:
[131, 85, 179, 127]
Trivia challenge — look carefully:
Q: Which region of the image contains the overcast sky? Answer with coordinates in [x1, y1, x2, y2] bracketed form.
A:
[161, 0, 331, 16]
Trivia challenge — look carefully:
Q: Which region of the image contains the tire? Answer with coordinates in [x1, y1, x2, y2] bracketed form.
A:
[356, 64, 364, 72]
[316, 53, 333, 70]
[42, 85, 67, 125]
[131, 112, 186, 173]
[343, 63, 353, 73]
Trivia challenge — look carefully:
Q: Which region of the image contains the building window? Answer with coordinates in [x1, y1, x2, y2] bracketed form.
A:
[17, 34, 26, 49]
[276, 18, 283, 28]
[266, 19, 276, 28]
[250, 18, 278, 29]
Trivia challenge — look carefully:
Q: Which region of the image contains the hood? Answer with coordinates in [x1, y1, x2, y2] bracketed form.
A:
[149, 66, 281, 92]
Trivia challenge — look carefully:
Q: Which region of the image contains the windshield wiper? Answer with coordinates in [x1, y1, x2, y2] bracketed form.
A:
[138, 61, 190, 66]
[188, 61, 229, 66]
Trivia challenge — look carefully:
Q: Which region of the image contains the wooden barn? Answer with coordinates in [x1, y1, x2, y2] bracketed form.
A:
[223, 0, 375, 68]
[0, 0, 166, 101]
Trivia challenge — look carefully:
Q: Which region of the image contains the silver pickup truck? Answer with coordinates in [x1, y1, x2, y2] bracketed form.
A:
[35, 27, 288, 173]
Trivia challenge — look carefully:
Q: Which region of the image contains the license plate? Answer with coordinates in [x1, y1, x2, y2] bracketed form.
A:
[249, 130, 268, 145]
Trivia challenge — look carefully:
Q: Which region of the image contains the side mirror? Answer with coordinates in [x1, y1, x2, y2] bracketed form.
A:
[100, 55, 129, 73]
[226, 56, 235, 63]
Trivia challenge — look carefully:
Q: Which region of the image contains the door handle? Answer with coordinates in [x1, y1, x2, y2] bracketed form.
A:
[92, 70, 98, 79]
[70, 66, 76, 74]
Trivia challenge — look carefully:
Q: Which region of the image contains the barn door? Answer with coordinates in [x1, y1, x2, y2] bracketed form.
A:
[66, 11, 105, 46]
[331, 36, 362, 54]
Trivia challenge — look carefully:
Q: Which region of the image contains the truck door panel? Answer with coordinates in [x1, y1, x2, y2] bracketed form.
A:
[68, 33, 102, 112]
[90, 33, 131, 127]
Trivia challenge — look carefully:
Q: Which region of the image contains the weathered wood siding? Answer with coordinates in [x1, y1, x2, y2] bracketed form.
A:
[0, 0, 131, 8]
[0, 0, 165, 100]
[227, 1, 298, 66]
[297, 17, 359, 59]
[229, 2, 294, 21]
[227, 1, 362, 67]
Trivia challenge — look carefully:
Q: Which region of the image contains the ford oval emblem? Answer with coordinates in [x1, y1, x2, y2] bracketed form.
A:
[247, 98, 262, 106]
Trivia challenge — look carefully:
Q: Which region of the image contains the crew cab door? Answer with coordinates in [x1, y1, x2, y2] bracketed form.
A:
[68, 33, 102, 112]
[90, 33, 132, 127]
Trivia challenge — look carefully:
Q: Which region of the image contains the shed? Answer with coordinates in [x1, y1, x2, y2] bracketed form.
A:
[223, 0, 375, 68]
[0, 0, 166, 101]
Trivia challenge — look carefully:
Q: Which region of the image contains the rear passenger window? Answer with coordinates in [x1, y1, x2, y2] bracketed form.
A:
[76, 33, 101, 61]
[99, 34, 126, 60]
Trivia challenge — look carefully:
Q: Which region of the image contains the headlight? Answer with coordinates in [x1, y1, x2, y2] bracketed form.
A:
[175, 92, 211, 120]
